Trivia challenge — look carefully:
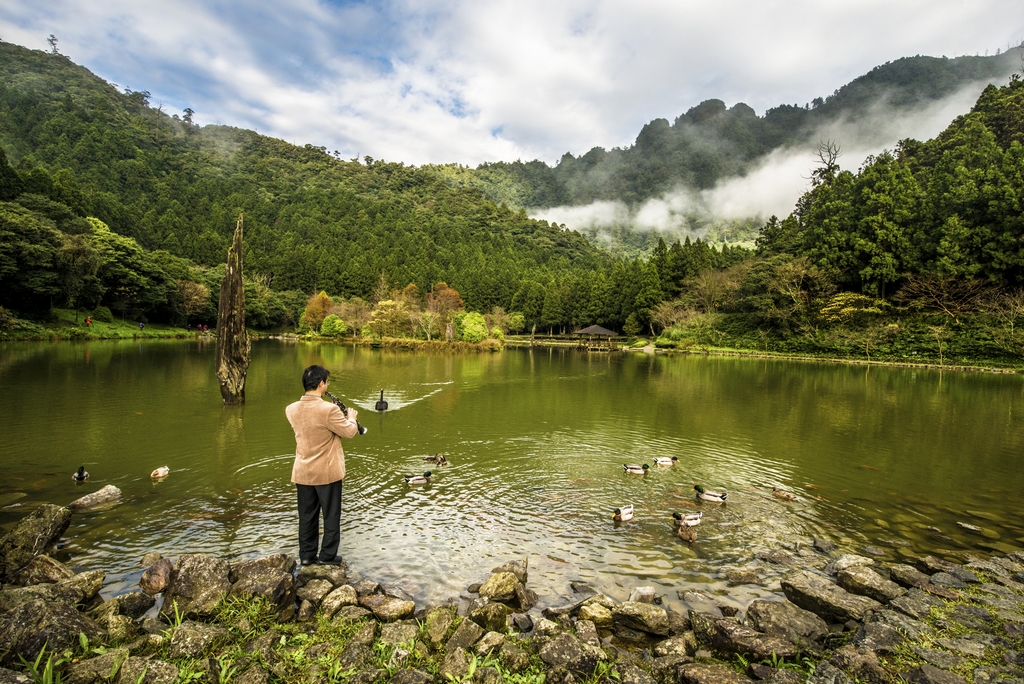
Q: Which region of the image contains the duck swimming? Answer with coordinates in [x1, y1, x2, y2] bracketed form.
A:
[653, 457, 678, 466]
[72, 466, 89, 482]
[772, 487, 798, 501]
[694, 484, 727, 502]
[404, 471, 432, 485]
[424, 454, 448, 466]
[613, 505, 634, 522]
[677, 523, 698, 543]
[151, 466, 170, 479]
[375, 390, 388, 411]
[623, 463, 650, 475]
[672, 511, 703, 527]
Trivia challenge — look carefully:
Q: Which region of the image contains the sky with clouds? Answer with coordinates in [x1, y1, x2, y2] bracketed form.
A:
[1, 0, 1022, 168]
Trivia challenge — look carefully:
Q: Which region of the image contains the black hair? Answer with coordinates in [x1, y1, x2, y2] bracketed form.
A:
[302, 365, 330, 391]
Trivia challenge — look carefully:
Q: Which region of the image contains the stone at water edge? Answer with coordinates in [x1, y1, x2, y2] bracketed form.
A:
[781, 570, 882, 623]
[115, 657, 178, 684]
[470, 601, 511, 633]
[837, 566, 907, 603]
[424, 605, 457, 646]
[491, 557, 529, 584]
[478, 571, 521, 602]
[321, 585, 359, 618]
[229, 566, 295, 612]
[0, 504, 71, 582]
[359, 594, 415, 621]
[140, 558, 173, 595]
[628, 586, 659, 604]
[0, 598, 105, 668]
[904, 664, 969, 684]
[538, 633, 606, 675]
[704, 617, 798, 660]
[12, 555, 73, 586]
[68, 485, 122, 511]
[228, 554, 296, 582]
[890, 564, 931, 589]
[162, 554, 231, 619]
[744, 599, 829, 651]
[296, 578, 333, 605]
[823, 554, 874, 576]
[612, 601, 671, 636]
[445, 617, 485, 652]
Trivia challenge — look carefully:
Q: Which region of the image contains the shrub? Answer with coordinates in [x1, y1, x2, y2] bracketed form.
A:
[458, 312, 488, 343]
[320, 314, 348, 337]
[0, 306, 14, 330]
[92, 306, 114, 323]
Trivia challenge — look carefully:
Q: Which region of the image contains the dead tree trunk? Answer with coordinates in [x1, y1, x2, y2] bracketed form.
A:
[216, 214, 250, 404]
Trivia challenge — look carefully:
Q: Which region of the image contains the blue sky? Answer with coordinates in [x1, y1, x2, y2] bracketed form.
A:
[1, 0, 1022, 166]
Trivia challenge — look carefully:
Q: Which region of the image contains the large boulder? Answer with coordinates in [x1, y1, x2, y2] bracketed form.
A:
[90, 592, 156, 625]
[479, 572, 521, 603]
[538, 633, 606, 674]
[889, 564, 931, 589]
[781, 571, 882, 623]
[321, 585, 359, 618]
[11, 556, 74, 586]
[445, 618, 485, 652]
[492, 557, 528, 584]
[424, 605, 457, 647]
[0, 570, 104, 613]
[613, 601, 670, 636]
[677, 663, 752, 684]
[471, 601, 511, 633]
[115, 657, 177, 684]
[745, 599, 829, 651]
[140, 558, 173, 595]
[229, 554, 295, 582]
[68, 486, 123, 512]
[169, 621, 232, 659]
[230, 565, 295, 612]
[0, 599, 105, 667]
[837, 566, 906, 603]
[64, 648, 129, 684]
[163, 555, 231, 619]
[359, 594, 415, 621]
[704, 618, 797, 660]
[0, 505, 71, 582]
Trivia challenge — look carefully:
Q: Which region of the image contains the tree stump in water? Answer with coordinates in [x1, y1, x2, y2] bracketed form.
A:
[216, 214, 250, 404]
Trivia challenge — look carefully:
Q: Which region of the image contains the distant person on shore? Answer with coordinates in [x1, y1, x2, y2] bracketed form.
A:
[85, 317, 91, 326]
[139, 322, 144, 330]
[285, 365, 359, 566]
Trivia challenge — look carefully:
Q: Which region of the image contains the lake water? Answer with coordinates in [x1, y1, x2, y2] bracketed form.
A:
[1, 340, 1022, 613]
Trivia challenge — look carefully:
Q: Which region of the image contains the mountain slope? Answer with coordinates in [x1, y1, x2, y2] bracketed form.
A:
[429, 49, 1024, 211]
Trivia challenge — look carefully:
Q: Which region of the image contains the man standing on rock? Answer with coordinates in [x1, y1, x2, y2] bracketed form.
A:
[285, 365, 359, 566]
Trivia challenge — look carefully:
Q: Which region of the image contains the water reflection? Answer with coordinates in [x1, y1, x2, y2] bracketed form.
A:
[1, 340, 1022, 610]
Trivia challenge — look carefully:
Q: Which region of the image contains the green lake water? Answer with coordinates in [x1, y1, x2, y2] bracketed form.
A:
[1, 340, 1023, 611]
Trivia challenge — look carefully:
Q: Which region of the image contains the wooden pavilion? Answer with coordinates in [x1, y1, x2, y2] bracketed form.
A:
[573, 324, 620, 351]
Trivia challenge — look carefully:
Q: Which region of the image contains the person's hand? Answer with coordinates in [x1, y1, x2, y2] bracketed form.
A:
[348, 408, 358, 421]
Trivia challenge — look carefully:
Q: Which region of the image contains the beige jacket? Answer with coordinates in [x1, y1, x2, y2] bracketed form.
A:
[286, 395, 359, 485]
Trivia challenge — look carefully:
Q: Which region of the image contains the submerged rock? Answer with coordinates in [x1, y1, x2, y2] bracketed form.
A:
[69, 485, 123, 511]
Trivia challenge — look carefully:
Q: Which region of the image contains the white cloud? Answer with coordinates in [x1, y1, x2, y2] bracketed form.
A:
[0, 0, 1022, 166]
[533, 77, 1003, 233]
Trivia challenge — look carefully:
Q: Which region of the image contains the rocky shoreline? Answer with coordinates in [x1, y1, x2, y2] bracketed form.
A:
[1, 504, 1023, 684]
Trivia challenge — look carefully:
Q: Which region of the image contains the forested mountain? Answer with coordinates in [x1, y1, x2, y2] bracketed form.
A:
[430, 49, 1024, 211]
[1, 40, 744, 333]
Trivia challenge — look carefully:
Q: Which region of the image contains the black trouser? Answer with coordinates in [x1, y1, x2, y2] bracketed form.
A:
[296, 480, 342, 562]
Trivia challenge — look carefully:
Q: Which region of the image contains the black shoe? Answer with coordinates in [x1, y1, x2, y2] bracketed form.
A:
[319, 555, 344, 565]
[301, 558, 319, 566]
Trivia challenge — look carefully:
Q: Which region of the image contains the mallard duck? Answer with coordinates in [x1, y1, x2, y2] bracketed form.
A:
[677, 523, 698, 543]
[151, 466, 170, 479]
[424, 454, 448, 465]
[375, 390, 388, 411]
[694, 484, 727, 502]
[404, 471, 432, 485]
[72, 466, 89, 482]
[653, 457, 678, 466]
[772, 487, 798, 501]
[613, 505, 634, 522]
[672, 511, 703, 527]
[623, 463, 650, 475]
